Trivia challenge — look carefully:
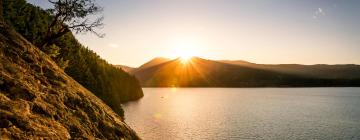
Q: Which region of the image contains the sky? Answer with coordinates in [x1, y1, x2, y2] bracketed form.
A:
[27, 0, 360, 67]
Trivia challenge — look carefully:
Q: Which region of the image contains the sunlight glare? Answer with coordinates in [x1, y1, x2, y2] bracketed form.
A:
[170, 38, 200, 62]
[180, 55, 193, 64]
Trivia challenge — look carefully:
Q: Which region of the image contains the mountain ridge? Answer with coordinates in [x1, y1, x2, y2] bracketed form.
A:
[128, 57, 360, 87]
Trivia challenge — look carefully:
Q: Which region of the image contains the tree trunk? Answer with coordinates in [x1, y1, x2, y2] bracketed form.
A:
[41, 28, 71, 49]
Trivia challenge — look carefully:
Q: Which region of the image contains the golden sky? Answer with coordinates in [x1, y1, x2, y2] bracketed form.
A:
[29, 0, 360, 67]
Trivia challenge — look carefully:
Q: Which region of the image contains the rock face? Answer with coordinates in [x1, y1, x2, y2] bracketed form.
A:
[0, 22, 139, 139]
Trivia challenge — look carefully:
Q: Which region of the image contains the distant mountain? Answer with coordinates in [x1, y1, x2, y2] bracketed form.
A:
[219, 60, 255, 66]
[115, 65, 135, 73]
[130, 57, 360, 87]
[115, 57, 171, 73]
[132, 57, 171, 73]
[220, 60, 360, 79]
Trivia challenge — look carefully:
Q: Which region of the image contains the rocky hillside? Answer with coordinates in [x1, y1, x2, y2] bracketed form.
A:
[0, 20, 139, 139]
[3, 0, 143, 118]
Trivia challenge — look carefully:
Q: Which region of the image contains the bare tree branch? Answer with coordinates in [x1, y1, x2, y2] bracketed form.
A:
[41, 0, 104, 48]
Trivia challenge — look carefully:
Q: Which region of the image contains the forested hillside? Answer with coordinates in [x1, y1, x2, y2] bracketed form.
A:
[4, 0, 143, 117]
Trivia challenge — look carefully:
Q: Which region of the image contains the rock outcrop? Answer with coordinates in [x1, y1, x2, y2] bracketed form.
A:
[0, 19, 139, 139]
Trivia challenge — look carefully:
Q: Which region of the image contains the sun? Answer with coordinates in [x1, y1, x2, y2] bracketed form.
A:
[178, 48, 195, 60]
[174, 47, 195, 64]
[180, 56, 193, 64]
[170, 38, 199, 63]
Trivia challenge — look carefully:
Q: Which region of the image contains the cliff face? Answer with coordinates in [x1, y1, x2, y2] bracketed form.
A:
[0, 23, 139, 139]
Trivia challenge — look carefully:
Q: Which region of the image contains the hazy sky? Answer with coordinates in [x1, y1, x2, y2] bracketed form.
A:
[28, 0, 360, 67]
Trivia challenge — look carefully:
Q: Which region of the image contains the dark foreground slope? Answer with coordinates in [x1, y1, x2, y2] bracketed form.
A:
[0, 22, 139, 139]
[3, 0, 143, 117]
[133, 57, 360, 87]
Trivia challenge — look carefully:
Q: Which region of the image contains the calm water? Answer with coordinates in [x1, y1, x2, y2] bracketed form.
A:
[122, 88, 360, 140]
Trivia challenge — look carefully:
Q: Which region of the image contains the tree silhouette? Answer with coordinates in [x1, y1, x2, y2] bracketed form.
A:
[42, 0, 104, 48]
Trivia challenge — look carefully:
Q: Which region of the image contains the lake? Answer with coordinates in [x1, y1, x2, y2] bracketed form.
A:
[122, 88, 360, 140]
